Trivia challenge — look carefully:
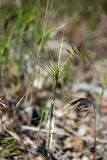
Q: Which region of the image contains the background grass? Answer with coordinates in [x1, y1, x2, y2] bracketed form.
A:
[0, 1, 107, 159]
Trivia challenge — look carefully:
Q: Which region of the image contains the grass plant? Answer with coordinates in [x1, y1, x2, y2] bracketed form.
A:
[0, 0, 106, 159]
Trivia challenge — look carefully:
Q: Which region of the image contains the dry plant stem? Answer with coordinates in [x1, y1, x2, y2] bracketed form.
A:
[93, 105, 96, 160]
[37, 0, 50, 57]
[0, 116, 3, 132]
[99, 86, 104, 114]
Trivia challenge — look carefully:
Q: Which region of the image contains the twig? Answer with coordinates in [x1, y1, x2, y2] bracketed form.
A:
[93, 105, 96, 160]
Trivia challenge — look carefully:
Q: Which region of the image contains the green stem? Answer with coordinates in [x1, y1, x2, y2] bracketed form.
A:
[48, 79, 57, 149]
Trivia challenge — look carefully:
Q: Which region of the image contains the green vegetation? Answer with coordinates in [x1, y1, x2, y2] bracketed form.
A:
[0, 0, 107, 159]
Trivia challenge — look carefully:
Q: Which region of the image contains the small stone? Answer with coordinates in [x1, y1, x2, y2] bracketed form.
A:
[82, 156, 89, 160]
[77, 124, 88, 136]
[33, 77, 44, 89]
